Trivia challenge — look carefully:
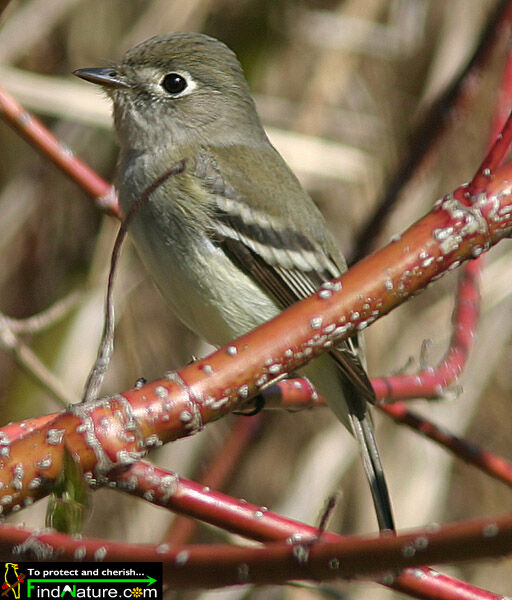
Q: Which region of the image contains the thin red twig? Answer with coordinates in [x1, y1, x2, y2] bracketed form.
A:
[368, 33, 512, 400]
[352, 0, 512, 262]
[271, 376, 512, 490]
[380, 402, 512, 488]
[371, 258, 481, 401]
[0, 87, 119, 215]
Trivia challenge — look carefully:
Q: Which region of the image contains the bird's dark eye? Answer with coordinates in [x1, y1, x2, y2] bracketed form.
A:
[161, 73, 187, 94]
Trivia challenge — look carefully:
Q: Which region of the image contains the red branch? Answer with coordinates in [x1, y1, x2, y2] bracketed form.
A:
[0, 148, 511, 515]
[0, 151, 509, 597]
[0, 506, 511, 594]
[380, 402, 512, 488]
[0, 443, 505, 600]
[163, 415, 264, 544]
[0, 460, 502, 597]
[113, 463, 505, 598]
[1, 25, 512, 597]
[371, 258, 481, 401]
[262, 376, 512, 491]
[0, 111, 508, 598]
[352, 0, 512, 261]
[0, 87, 118, 216]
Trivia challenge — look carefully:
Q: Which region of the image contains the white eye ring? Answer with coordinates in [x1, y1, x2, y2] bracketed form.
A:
[160, 70, 197, 97]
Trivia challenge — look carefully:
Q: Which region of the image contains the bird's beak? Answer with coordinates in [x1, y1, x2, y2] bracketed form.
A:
[73, 67, 130, 89]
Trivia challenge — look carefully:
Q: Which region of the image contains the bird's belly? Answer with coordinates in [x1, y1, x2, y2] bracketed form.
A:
[129, 217, 280, 347]
[128, 210, 351, 429]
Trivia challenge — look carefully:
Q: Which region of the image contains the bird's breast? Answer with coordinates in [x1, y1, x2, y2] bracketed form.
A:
[125, 200, 280, 347]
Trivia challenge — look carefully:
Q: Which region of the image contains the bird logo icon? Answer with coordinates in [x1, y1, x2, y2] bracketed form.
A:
[2, 563, 25, 599]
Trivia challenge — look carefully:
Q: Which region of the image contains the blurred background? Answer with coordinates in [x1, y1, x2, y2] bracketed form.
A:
[1, 0, 512, 597]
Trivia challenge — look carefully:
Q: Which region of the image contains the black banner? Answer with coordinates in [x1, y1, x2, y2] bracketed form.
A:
[0, 562, 162, 600]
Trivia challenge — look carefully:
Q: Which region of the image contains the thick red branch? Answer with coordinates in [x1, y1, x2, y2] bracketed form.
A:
[0, 154, 511, 515]
[113, 463, 506, 598]
[1, 511, 511, 593]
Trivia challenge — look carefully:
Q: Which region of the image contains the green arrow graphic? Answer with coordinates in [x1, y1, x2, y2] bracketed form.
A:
[28, 576, 156, 586]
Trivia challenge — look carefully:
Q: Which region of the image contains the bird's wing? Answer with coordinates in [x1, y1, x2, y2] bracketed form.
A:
[219, 235, 376, 409]
[196, 145, 375, 407]
[194, 145, 394, 531]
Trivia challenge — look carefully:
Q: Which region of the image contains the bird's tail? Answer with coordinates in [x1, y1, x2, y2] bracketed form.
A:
[344, 392, 395, 531]
[330, 345, 395, 532]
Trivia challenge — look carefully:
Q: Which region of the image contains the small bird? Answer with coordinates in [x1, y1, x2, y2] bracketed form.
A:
[74, 32, 394, 531]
